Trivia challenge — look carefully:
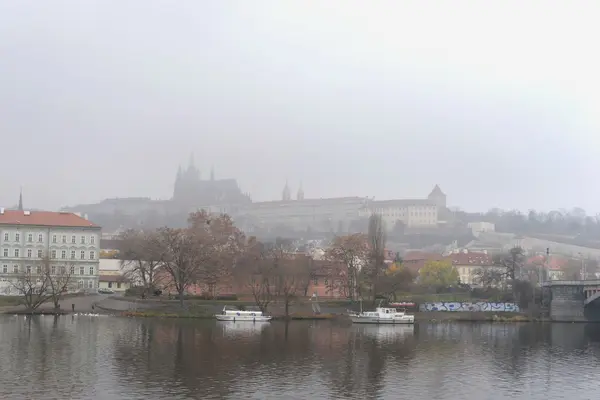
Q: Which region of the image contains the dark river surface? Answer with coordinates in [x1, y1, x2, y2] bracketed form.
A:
[1, 316, 600, 400]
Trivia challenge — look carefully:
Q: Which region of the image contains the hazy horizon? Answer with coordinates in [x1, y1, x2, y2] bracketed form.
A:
[1, 1, 599, 214]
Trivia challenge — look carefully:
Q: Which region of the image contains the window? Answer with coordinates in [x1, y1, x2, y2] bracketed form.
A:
[15, 233, 20, 242]
[70, 251, 75, 259]
[87, 280, 93, 289]
[61, 250, 66, 259]
[108, 282, 113, 288]
[26, 265, 31, 274]
[89, 267, 94, 275]
[38, 234, 43, 242]
[117, 282, 122, 289]
[80, 236, 85, 244]
[78, 280, 83, 289]
[13, 265, 18, 273]
[3, 249, 7, 257]
[14, 249, 19, 257]
[80, 251, 85, 260]
[3, 233, 8, 241]
[90, 236, 95, 245]
[71, 236, 76, 244]
[27, 249, 32, 258]
[324, 279, 329, 286]
[51, 266, 56, 275]
[62, 235, 66, 244]
[79, 267, 84, 275]
[89, 251, 95, 260]
[36, 266, 41, 274]
[27, 234, 32, 242]
[37, 250, 42, 258]
[52, 235, 57, 243]
[70, 266, 75, 275]
[2, 265, 7, 273]
[313, 278, 318, 285]
[51, 250, 56, 259]
[60, 266, 66, 275]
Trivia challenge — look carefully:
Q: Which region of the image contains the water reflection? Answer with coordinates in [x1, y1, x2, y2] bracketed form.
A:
[218, 321, 270, 337]
[1, 317, 600, 399]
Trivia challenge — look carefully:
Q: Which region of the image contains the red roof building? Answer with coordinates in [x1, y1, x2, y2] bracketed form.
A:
[402, 251, 444, 274]
[0, 209, 99, 228]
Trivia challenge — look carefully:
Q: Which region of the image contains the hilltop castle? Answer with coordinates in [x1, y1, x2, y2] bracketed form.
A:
[172, 154, 251, 207]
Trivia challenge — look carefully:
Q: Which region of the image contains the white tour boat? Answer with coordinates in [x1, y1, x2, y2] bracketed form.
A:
[350, 301, 415, 325]
[215, 306, 272, 322]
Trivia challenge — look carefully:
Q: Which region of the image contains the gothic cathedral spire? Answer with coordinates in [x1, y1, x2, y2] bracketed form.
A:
[18, 187, 23, 211]
[282, 180, 291, 201]
[297, 181, 304, 201]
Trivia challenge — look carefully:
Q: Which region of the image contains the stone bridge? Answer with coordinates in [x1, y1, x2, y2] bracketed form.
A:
[544, 280, 600, 322]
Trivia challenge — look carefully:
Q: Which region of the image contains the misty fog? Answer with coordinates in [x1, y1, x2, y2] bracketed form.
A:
[1, 1, 598, 212]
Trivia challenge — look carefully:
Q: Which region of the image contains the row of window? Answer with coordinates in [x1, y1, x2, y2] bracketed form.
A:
[2, 232, 96, 245]
[1, 264, 95, 275]
[1, 249, 96, 260]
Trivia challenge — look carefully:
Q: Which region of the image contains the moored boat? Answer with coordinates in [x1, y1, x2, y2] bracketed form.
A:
[215, 306, 272, 322]
[350, 305, 415, 325]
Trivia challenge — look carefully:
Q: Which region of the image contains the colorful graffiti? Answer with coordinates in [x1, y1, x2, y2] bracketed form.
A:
[419, 302, 520, 312]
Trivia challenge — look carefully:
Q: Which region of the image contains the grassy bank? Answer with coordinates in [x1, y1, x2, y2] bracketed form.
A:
[0, 296, 23, 307]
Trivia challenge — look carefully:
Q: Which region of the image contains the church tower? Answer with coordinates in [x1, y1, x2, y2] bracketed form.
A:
[297, 181, 304, 201]
[427, 184, 446, 208]
[173, 166, 183, 199]
[18, 188, 23, 211]
[282, 181, 291, 201]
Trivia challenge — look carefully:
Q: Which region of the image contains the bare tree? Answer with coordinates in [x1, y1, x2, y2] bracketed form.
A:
[325, 233, 369, 301]
[119, 229, 165, 294]
[44, 259, 76, 309]
[157, 227, 202, 308]
[235, 238, 275, 313]
[9, 267, 51, 311]
[269, 242, 307, 318]
[475, 247, 528, 304]
[188, 211, 245, 299]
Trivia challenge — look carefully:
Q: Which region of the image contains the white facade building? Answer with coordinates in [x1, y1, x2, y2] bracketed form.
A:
[359, 199, 438, 230]
[0, 208, 101, 295]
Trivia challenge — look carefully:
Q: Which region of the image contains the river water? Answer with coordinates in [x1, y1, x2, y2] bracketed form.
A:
[1, 316, 599, 399]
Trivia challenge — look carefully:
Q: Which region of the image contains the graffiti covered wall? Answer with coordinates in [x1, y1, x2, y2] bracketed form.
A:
[419, 302, 520, 312]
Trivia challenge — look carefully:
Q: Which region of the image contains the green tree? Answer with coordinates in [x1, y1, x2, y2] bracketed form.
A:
[419, 260, 459, 288]
[376, 262, 415, 301]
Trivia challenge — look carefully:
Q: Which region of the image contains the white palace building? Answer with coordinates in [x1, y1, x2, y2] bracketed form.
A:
[0, 207, 101, 295]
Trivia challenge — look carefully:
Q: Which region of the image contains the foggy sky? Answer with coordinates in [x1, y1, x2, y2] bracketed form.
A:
[1, 1, 599, 213]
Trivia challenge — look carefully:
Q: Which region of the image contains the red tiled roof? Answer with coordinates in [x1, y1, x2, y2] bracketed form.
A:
[402, 252, 444, 274]
[447, 252, 493, 266]
[527, 255, 567, 271]
[0, 210, 99, 228]
[403, 251, 443, 262]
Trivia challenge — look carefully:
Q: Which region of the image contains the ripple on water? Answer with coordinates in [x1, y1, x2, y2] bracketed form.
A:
[0, 317, 599, 399]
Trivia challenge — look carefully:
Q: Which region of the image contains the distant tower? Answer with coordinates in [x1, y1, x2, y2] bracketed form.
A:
[297, 181, 304, 201]
[282, 181, 291, 201]
[173, 165, 183, 199]
[186, 152, 200, 180]
[427, 184, 446, 208]
[18, 188, 23, 211]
